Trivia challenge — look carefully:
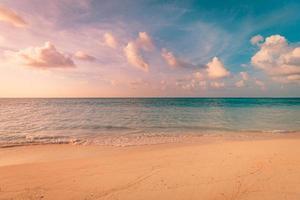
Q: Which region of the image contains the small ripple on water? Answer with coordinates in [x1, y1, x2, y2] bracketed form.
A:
[0, 98, 299, 147]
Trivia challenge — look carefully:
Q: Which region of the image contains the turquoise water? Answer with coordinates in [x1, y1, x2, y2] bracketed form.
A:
[0, 98, 299, 146]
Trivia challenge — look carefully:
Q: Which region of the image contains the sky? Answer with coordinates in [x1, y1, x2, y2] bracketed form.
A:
[0, 0, 300, 97]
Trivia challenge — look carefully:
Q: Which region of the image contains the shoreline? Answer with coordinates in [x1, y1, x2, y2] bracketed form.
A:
[1, 130, 299, 149]
[1, 134, 300, 199]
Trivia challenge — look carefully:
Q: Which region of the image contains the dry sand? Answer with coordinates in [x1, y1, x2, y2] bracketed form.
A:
[1, 135, 300, 200]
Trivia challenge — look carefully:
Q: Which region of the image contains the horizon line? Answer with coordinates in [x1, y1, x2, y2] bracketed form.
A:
[0, 96, 299, 99]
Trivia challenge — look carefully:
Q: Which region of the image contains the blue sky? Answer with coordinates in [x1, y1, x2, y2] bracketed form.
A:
[0, 0, 299, 97]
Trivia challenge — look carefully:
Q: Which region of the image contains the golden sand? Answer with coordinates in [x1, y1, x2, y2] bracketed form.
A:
[1, 135, 300, 200]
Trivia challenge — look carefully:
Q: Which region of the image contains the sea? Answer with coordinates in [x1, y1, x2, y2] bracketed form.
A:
[0, 98, 299, 147]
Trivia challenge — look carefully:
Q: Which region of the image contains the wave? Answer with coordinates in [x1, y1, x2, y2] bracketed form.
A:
[1, 129, 299, 148]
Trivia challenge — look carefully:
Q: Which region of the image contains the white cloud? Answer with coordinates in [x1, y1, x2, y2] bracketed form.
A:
[206, 57, 230, 79]
[137, 32, 154, 51]
[210, 81, 225, 89]
[74, 51, 96, 62]
[161, 48, 195, 69]
[161, 50, 230, 79]
[250, 35, 264, 46]
[251, 34, 300, 83]
[7, 42, 75, 68]
[103, 33, 118, 49]
[124, 32, 154, 72]
[0, 5, 27, 27]
[173, 57, 230, 90]
[124, 42, 149, 72]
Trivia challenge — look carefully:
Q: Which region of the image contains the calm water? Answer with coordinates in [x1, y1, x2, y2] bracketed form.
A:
[0, 98, 299, 146]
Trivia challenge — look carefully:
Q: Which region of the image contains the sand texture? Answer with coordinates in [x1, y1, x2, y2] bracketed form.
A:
[1, 136, 300, 200]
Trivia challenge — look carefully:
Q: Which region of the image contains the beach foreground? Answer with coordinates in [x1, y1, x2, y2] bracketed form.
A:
[1, 135, 300, 200]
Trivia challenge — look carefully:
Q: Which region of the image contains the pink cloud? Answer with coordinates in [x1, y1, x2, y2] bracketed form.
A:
[136, 32, 154, 51]
[251, 34, 300, 83]
[74, 51, 96, 62]
[193, 71, 205, 80]
[103, 32, 118, 49]
[9, 42, 75, 68]
[176, 79, 197, 91]
[124, 42, 149, 72]
[0, 5, 27, 27]
[240, 72, 249, 81]
[161, 48, 179, 67]
[162, 48, 217, 70]
[175, 76, 207, 91]
[129, 78, 150, 89]
[250, 35, 264, 46]
[235, 80, 245, 88]
[162, 49, 230, 80]
[210, 81, 225, 89]
[255, 79, 266, 90]
[235, 72, 249, 88]
[124, 32, 154, 72]
[206, 57, 230, 79]
[169, 57, 230, 90]
[161, 48, 194, 68]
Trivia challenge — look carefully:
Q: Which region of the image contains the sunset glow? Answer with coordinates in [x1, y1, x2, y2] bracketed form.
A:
[0, 0, 299, 97]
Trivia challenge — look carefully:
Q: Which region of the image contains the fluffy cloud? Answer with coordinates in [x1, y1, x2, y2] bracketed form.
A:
[74, 51, 96, 62]
[8, 42, 75, 68]
[124, 32, 154, 72]
[206, 57, 230, 79]
[235, 72, 249, 88]
[161, 50, 229, 77]
[251, 35, 300, 83]
[250, 35, 264, 46]
[173, 57, 230, 91]
[161, 48, 178, 67]
[136, 32, 154, 51]
[124, 42, 149, 72]
[234, 72, 266, 90]
[103, 33, 118, 49]
[0, 5, 27, 27]
[161, 48, 195, 69]
[191, 57, 230, 83]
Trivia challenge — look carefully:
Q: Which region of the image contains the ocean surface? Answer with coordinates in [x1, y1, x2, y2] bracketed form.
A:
[0, 98, 299, 147]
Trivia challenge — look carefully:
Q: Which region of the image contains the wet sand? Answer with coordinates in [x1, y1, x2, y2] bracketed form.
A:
[1, 135, 300, 200]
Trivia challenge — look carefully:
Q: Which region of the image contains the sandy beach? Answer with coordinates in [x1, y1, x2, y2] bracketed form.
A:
[1, 0, 300, 199]
[1, 135, 300, 200]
